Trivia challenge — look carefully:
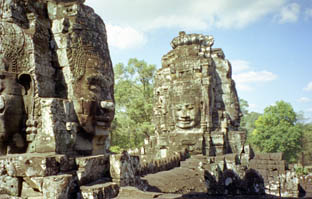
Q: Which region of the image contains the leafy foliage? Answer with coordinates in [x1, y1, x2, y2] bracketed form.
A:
[239, 98, 261, 142]
[298, 122, 312, 166]
[249, 101, 303, 162]
[111, 58, 156, 150]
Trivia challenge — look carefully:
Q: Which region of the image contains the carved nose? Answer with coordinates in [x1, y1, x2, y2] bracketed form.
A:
[181, 108, 189, 116]
[0, 96, 4, 111]
[100, 101, 114, 111]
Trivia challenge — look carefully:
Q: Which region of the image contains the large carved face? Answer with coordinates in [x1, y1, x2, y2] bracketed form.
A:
[0, 71, 24, 141]
[174, 97, 200, 130]
[71, 54, 115, 135]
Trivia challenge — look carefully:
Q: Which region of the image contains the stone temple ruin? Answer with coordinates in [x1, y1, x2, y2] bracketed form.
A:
[153, 31, 244, 158]
[0, 0, 309, 198]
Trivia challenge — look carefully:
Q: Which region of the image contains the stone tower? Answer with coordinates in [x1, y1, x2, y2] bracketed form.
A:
[153, 31, 246, 157]
[0, 0, 114, 156]
[0, 1, 119, 198]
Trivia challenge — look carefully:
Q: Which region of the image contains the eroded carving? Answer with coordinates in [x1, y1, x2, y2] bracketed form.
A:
[0, 0, 115, 156]
[153, 31, 243, 155]
[0, 67, 26, 155]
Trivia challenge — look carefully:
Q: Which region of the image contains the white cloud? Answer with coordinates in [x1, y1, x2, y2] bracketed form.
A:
[305, 8, 312, 20]
[106, 24, 147, 50]
[231, 60, 250, 73]
[297, 97, 311, 103]
[304, 81, 312, 91]
[231, 60, 277, 91]
[307, 108, 312, 113]
[276, 3, 300, 23]
[86, 0, 287, 31]
[234, 71, 277, 83]
[147, 16, 209, 31]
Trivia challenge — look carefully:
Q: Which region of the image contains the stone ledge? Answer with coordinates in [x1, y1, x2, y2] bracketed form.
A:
[0, 153, 75, 177]
[80, 182, 119, 199]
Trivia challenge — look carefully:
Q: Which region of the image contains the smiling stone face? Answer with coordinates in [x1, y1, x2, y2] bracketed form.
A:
[175, 102, 200, 129]
[70, 53, 115, 135]
[172, 89, 201, 131]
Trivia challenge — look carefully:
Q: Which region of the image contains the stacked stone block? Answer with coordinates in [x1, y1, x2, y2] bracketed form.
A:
[300, 175, 312, 197]
[249, 153, 300, 197]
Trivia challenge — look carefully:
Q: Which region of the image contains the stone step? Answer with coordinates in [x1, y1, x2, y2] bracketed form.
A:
[80, 181, 119, 199]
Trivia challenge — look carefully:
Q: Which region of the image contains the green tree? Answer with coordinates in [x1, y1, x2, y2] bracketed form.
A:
[239, 98, 249, 116]
[111, 58, 156, 150]
[250, 101, 303, 162]
[297, 120, 312, 166]
[239, 98, 261, 142]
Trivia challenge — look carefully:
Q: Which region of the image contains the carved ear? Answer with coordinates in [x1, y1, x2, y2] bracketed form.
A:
[18, 73, 32, 95]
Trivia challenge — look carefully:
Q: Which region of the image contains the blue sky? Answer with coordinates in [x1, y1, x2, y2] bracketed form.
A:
[85, 0, 312, 122]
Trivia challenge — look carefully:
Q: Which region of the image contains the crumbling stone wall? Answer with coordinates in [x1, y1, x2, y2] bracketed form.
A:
[249, 153, 300, 198]
[152, 31, 245, 159]
[137, 32, 302, 198]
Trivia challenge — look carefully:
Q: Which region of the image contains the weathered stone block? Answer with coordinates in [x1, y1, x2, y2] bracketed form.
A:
[0, 154, 60, 177]
[37, 98, 76, 154]
[215, 145, 225, 156]
[23, 177, 43, 192]
[142, 167, 207, 194]
[0, 175, 21, 196]
[254, 153, 271, 160]
[110, 152, 140, 186]
[21, 181, 43, 198]
[270, 152, 283, 161]
[76, 155, 109, 185]
[211, 132, 224, 146]
[80, 182, 119, 199]
[42, 174, 77, 199]
[228, 131, 246, 154]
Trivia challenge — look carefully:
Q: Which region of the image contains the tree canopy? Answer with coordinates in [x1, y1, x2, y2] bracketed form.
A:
[239, 98, 261, 141]
[111, 58, 156, 151]
[249, 100, 303, 162]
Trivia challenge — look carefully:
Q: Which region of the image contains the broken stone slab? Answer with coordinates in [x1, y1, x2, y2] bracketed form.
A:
[142, 167, 207, 194]
[180, 155, 208, 170]
[0, 154, 59, 177]
[42, 174, 77, 199]
[139, 152, 183, 176]
[75, 154, 109, 185]
[23, 177, 44, 193]
[228, 131, 246, 154]
[269, 152, 283, 161]
[254, 153, 271, 160]
[37, 98, 76, 154]
[110, 152, 140, 186]
[0, 195, 22, 199]
[0, 154, 76, 177]
[0, 175, 21, 196]
[80, 182, 119, 199]
[224, 154, 239, 165]
[115, 186, 183, 199]
[21, 181, 43, 198]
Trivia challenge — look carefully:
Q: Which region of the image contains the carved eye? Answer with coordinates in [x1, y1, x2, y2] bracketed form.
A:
[88, 77, 99, 91]
[176, 106, 182, 111]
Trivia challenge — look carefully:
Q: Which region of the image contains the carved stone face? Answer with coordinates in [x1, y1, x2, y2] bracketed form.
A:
[0, 72, 24, 141]
[174, 101, 200, 130]
[72, 56, 115, 135]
